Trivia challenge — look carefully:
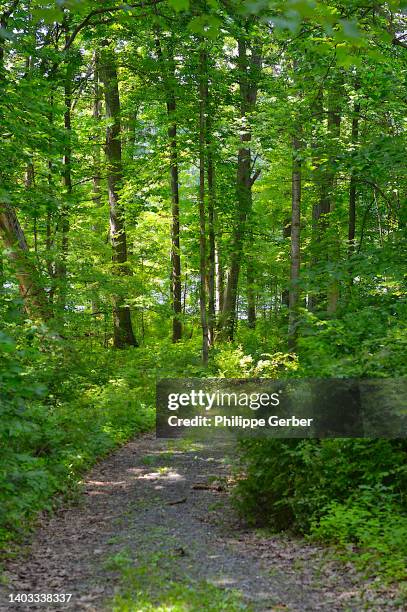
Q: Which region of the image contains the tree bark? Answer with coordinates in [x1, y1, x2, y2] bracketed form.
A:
[207, 151, 216, 343]
[205, 61, 216, 346]
[155, 36, 183, 343]
[0, 6, 50, 320]
[91, 50, 103, 315]
[282, 217, 291, 307]
[310, 79, 342, 314]
[348, 90, 360, 255]
[215, 236, 223, 314]
[326, 83, 342, 316]
[0, 204, 51, 319]
[198, 47, 209, 365]
[24, 153, 36, 252]
[219, 35, 261, 341]
[246, 252, 256, 329]
[99, 45, 137, 348]
[92, 51, 102, 208]
[288, 136, 301, 349]
[308, 90, 323, 312]
[167, 89, 183, 343]
[55, 40, 72, 311]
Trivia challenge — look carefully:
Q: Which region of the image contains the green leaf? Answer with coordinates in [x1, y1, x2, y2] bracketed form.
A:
[168, 0, 190, 12]
[32, 7, 64, 24]
[188, 15, 222, 39]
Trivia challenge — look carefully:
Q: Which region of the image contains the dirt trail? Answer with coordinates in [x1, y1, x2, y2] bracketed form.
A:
[0, 435, 402, 611]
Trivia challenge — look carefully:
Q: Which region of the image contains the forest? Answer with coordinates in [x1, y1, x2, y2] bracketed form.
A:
[0, 0, 406, 609]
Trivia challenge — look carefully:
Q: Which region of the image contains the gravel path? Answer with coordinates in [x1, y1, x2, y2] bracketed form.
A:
[0, 434, 403, 611]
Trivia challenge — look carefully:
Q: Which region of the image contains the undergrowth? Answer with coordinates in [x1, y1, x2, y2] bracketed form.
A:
[226, 334, 407, 586]
[0, 315, 203, 552]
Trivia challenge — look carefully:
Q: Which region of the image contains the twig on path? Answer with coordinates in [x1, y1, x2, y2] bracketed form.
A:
[166, 497, 187, 505]
[192, 483, 224, 492]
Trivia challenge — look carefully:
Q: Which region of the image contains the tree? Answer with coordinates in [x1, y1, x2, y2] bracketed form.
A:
[155, 34, 183, 342]
[288, 136, 301, 349]
[99, 44, 138, 348]
[198, 46, 209, 364]
[219, 24, 261, 341]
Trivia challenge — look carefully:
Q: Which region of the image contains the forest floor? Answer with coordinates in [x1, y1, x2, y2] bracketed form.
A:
[0, 434, 403, 612]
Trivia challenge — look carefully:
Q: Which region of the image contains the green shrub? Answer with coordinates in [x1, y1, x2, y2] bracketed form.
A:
[212, 344, 299, 378]
[311, 502, 407, 580]
[0, 315, 208, 550]
[0, 321, 156, 549]
[234, 438, 407, 580]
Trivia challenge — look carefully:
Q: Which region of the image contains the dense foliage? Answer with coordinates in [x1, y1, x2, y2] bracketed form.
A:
[0, 0, 406, 587]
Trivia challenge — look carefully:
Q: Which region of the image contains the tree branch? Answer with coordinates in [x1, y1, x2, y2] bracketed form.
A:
[393, 36, 407, 49]
[250, 168, 261, 187]
[64, 0, 165, 50]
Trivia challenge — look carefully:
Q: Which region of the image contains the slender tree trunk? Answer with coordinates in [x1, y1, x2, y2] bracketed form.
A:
[215, 237, 223, 314]
[310, 81, 342, 314]
[24, 157, 36, 252]
[246, 252, 256, 329]
[55, 50, 72, 311]
[288, 136, 301, 349]
[308, 90, 324, 312]
[91, 51, 102, 315]
[326, 83, 342, 315]
[207, 153, 216, 343]
[25, 160, 34, 189]
[348, 178, 357, 249]
[282, 216, 291, 307]
[155, 35, 183, 342]
[198, 47, 209, 365]
[99, 45, 137, 348]
[348, 92, 360, 255]
[167, 91, 183, 343]
[44, 89, 58, 304]
[205, 67, 216, 346]
[92, 52, 102, 208]
[219, 36, 261, 341]
[182, 273, 188, 314]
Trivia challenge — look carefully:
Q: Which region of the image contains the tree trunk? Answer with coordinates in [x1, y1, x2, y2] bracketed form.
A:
[91, 51, 103, 315]
[167, 91, 183, 343]
[155, 35, 184, 342]
[99, 45, 137, 348]
[0, 204, 51, 319]
[206, 70, 216, 346]
[0, 9, 50, 320]
[198, 47, 209, 365]
[92, 51, 102, 209]
[207, 152, 216, 344]
[282, 216, 291, 307]
[24, 156, 36, 252]
[55, 48, 72, 311]
[288, 136, 301, 349]
[246, 252, 256, 329]
[326, 83, 342, 316]
[219, 36, 261, 341]
[310, 80, 342, 314]
[348, 90, 360, 255]
[215, 237, 223, 314]
[308, 90, 323, 312]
